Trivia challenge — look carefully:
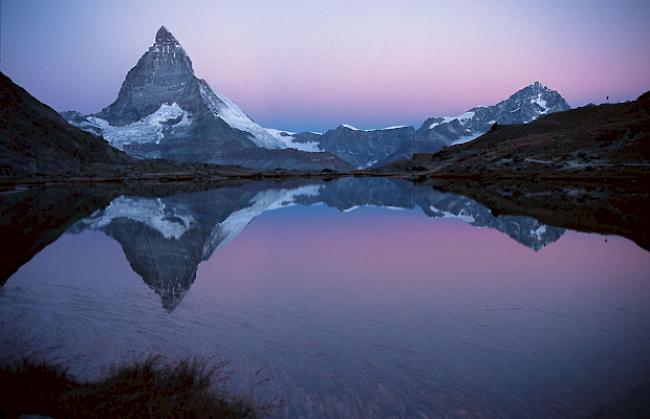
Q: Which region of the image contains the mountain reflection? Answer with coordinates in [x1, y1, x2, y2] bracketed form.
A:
[66, 178, 563, 309]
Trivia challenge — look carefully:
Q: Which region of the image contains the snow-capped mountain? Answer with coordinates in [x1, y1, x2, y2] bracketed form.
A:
[417, 81, 570, 146]
[63, 27, 350, 171]
[301, 125, 423, 168]
[60, 27, 570, 171]
[297, 82, 571, 168]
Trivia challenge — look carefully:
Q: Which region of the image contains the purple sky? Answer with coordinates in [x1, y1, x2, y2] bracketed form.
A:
[2, 0, 650, 132]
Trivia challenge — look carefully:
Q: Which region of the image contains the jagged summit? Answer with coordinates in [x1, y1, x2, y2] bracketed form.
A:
[155, 26, 179, 45]
[504, 81, 570, 117]
[91, 26, 195, 126]
[519, 81, 556, 97]
[63, 26, 350, 171]
[415, 81, 571, 147]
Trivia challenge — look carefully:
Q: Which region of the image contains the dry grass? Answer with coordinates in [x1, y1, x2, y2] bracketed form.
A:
[0, 356, 262, 418]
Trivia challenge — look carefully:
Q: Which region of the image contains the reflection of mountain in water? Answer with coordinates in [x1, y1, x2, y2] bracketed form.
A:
[296, 178, 564, 251]
[75, 178, 563, 309]
[75, 182, 320, 310]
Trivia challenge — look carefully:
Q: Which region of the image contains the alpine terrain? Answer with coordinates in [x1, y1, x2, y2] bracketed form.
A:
[286, 82, 571, 168]
[63, 27, 351, 171]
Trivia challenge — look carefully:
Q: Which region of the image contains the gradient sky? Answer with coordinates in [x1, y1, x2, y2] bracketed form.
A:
[2, 0, 650, 132]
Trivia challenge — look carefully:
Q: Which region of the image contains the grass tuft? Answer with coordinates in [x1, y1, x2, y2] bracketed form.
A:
[0, 355, 261, 418]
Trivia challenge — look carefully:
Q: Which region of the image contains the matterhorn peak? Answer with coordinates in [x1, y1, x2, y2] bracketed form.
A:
[155, 26, 179, 45]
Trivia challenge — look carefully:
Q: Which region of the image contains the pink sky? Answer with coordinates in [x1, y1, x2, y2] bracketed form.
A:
[3, 0, 650, 131]
[202, 207, 650, 294]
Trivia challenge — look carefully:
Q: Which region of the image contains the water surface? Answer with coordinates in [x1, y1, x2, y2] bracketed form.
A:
[1, 178, 649, 418]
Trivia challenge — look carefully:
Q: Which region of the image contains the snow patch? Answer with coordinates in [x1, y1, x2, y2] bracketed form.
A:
[198, 81, 319, 152]
[531, 93, 549, 113]
[533, 225, 547, 241]
[360, 160, 378, 169]
[341, 124, 408, 132]
[371, 125, 408, 131]
[266, 128, 321, 152]
[266, 128, 296, 136]
[81, 103, 191, 149]
[202, 185, 322, 256]
[450, 132, 483, 145]
[81, 196, 194, 240]
[428, 111, 475, 129]
[429, 205, 476, 224]
[342, 204, 406, 213]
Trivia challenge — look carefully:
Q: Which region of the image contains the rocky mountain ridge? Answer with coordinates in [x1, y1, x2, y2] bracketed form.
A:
[64, 27, 351, 172]
[283, 82, 571, 168]
[60, 26, 571, 171]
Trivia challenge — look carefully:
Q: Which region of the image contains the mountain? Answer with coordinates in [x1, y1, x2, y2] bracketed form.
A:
[282, 82, 570, 169]
[370, 82, 570, 167]
[0, 71, 259, 180]
[0, 71, 132, 177]
[63, 27, 351, 172]
[300, 125, 426, 168]
[287, 125, 445, 169]
[417, 81, 570, 147]
[57, 27, 569, 171]
[383, 90, 650, 177]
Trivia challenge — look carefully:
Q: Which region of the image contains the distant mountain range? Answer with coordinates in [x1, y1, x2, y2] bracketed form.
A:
[2, 24, 643, 179]
[287, 81, 570, 168]
[61, 26, 571, 170]
[384, 90, 650, 177]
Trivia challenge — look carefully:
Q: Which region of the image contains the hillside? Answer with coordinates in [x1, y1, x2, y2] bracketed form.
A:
[383, 91, 650, 178]
[0, 72, 135, 177]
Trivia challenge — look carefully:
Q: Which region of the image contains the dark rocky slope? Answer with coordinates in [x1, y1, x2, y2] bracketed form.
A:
[0, 72, 131, 178]
[383, 91, 650, 177]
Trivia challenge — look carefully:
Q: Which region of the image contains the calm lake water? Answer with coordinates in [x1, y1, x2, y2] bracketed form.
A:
[1, 178, 649, 418]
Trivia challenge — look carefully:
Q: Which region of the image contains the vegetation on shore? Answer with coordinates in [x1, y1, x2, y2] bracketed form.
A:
[0, 356, 263, 418]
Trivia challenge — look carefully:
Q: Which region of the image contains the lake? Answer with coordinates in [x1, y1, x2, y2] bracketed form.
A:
[1, 177, 649, 418]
